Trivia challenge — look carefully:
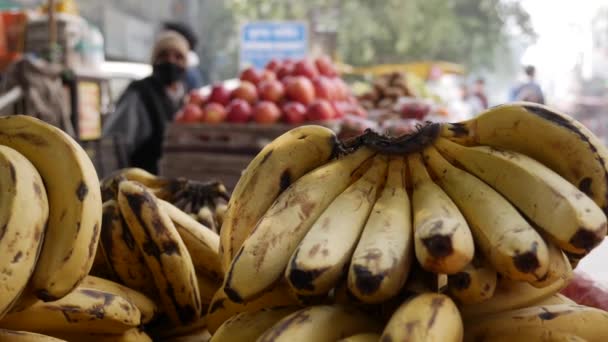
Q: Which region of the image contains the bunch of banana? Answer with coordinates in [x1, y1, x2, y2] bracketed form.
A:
[101, 167, 230, 232]
[0, 115, 103, 320]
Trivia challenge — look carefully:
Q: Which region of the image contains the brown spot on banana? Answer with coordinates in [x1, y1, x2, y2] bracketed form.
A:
[0, 223, 6, 241]
[352, 264, 386, 295]
[76, 181, 89, 201]
[164, 282, 197, 324]
[11, 251, 22, 263]
[288, 249, 329, 292]
[512, 243, 541, 274]
[279, 170, 292, 192]
[421, 235, 454, 258]
[578, 177, 593, 197]
[88, 223, 100, 259]
[260, 149, 273, 164]
[8, 163, 15, 183]
[569, 224, 606, 252]
[427, 297, 445, 328]
[449, 272, 471, 290]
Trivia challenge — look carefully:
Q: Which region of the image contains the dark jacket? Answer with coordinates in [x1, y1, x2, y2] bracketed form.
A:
[103, 76, 180, 174]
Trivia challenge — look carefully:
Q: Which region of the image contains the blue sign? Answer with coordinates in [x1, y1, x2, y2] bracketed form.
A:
[240, 21, 309, 70]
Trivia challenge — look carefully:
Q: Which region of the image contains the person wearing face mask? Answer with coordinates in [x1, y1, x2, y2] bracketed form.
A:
[103, 31, 188, 174]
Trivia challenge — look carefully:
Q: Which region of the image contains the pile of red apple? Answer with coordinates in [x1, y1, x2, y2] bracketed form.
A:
[175, 56, 367, 125]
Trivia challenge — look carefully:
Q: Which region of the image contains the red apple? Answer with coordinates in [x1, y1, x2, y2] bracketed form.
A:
[293, 59, 319, 79]
[282, 102, 307, 124]
[176, 104, 204, 123]
[331, 78, 349, 101]
[260, 69, 277, 83]
[286, 76, 316, 106]
[312, 76, 336, 100]
[315, 56, 338, 77]
[306, 100, 335, 121]
[187, 90, 206, 106]
[253, 101, 281, 124]
[277, 63, 294, 80]
[331, 101, 345, 119]
[203, 102, 227, 124]
[265, 59, 282, 72]
[231, 81, 258, 104]
[226, 99, 252, 123]
[240, 67, 262, 85]
[208, 84, 231, 106]
[258, 80, 285, 103]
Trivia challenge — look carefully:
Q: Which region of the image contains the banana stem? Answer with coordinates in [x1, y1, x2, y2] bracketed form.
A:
[343, 122, 440, 155]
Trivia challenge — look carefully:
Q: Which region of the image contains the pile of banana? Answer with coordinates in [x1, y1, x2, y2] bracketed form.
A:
[212, 102, 608, 341]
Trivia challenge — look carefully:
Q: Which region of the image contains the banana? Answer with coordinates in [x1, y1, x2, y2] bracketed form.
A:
[257, 305, 382, 342]
[163, 328, 211, 342]
[0, 146, 49, 318]
[209, 307, 297, 342]
[434, 137, 607, 254]
[51, 328, 152, 342]
[206, 284, 301, 333]
[118, 181, 201, 325]
[214, 201, 227, 227]
[101, 168, 182, 202]
[407, 152, 474, 274]
[0, 287, 140, 334]
[89, 239, 116, 280]
[347, 156, 413, 303]
[480, 330, 587, 342]
[220, 125, 338, 272]
[337, 333, 382, 342]
[439, 102, 608, 217]
[223, 147, 374, 302]
[286, 155, 388, 296]
[464, 304, 608, 342]
[99, 200, 157, 297]
[0, 115, 102, 301]
[423, 145, 549, 282]
[380, 293, 463, 342]
[160, 199, 223, 280]
[0, 330, 66, 342]
[448, 257, 497, 304]
[530, 239, 573, 288]
[460, 276, 569, 319]
[79, 275, 159, 324]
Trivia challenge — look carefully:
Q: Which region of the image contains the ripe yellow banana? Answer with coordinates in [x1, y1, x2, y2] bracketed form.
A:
[407, 152, 474, 274]
[464, 304, 608, 342]
[257, 305, 382, 342]
[448, 257, 497, 304]
[532, 293, 576, 306]
[460, 276, 569, 319]
[381, 293, 463, 342]
[223, 147, 374, 302]
[118, 181, 201, 325]
[209, 306, 297, 342]
[160, 199, 223, 280]
[479, 330, 587, 342]
[348, 156, 413, 303]
[0, 287, 140, 334]
[0, 115, 102, 301]
[0, 329, 65, 342]
[220, 125, 338, 272]
[337, 333, 382, 342]
[286, 155, 388, 296]
[530, 239, 572, 289]
[206, 283, 301, 333]
[214, 201, 227, 227]
[423, 146, 549, 282]
[434, 137, 607, 254]
[440, 102, 608, 217]
[79, 275, 159, 324]
[52, 328, 152, 342]
[0, 146, 49, 318]
[99, 200, 157, 297]
[196, 205, 217, 233]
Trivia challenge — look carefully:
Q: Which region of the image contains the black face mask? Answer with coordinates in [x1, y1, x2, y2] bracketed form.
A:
[152, 62, 186, 85]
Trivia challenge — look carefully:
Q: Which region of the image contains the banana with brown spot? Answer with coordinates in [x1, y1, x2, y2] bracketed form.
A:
[407, 152, 474, 275]
[118, 181, 201, 325]
[434, 137, 607, 254]
[0, 146, 49, 318]
[51, 328, 152, 342]
[423, 146, 549, 282]
[0, 115, 102, 301]
[223, 147, 374, 303]
[337, 333, 381, 342]
[348, 156, 414, 303]
[99, 200, 157, 297]
[448, 257, 497, 304]
[0, 329, 66, 342]
[530, 238, 573, 289]
[220, 125, 339, 273]
[464, 304, 608, 342]
[0, 287, 140, 334]
[381, 293, 463, 342]
[210, 306, 297, 342]
[258, 305, 382, 342]
[286, 154, 388, 296]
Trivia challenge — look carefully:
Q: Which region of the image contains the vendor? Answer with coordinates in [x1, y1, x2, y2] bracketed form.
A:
[103, 31, 188, 174]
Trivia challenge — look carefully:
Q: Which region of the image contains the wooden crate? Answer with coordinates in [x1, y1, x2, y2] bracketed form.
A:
[159, 121, 340, 190]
